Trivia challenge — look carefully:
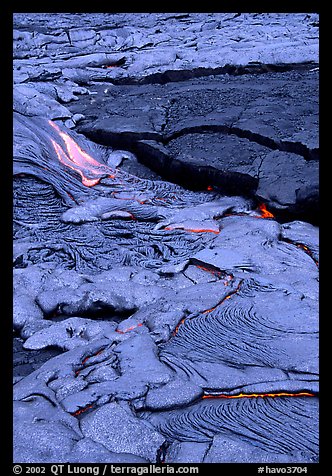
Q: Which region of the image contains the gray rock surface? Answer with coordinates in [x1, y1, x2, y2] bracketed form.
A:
[81, 402, 165, 461]
[73, 71, 318, 218]
[13, 13, 319, 464]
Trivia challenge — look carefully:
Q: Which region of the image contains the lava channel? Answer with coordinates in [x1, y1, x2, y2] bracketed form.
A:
[49, 120, 115, 187]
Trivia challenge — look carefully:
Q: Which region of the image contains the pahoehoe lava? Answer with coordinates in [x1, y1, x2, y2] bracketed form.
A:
[13, 13, 319, 464]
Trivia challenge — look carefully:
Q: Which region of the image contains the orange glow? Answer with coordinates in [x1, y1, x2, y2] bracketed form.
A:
[66, 191, 76, 202]
[48, 120, 115, 187]
[257, 203, 274, 219]
[165, 226, 219, 234]
[203, 291, 232, 314]
[173, 318, 186, 336]
[195, 265, 234, 286]
[116, 323, 143, 334]
[75, 349, 104, 376]
[202, 392, 315, 399]
[223, 275, 233, 286]
[207, 185, 213, 191]
[296, 243, 319, 266]
[283, 238, 319, 267]
[203, 280, 242, 314]
[196, 265, 222, 277]
[71, 404, 94, 416]
[203, 306, 215, 315]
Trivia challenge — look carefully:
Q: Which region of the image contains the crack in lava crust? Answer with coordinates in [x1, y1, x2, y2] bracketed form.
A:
[13, 13, 319, 463]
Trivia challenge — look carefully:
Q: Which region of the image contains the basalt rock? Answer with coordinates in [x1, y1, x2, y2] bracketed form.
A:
[72, 70, 319, 219]
[13, 13, 319, 464]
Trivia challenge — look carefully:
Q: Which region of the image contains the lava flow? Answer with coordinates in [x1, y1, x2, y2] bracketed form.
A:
[165, 226, 220, 234]
[203, 279, 243, 315]
[257, 202, 274, 219]
[48, 120, 115, 186]
[195, 265, 234, 286]
[75, 349, 104, 377]
[71, 404, 95, 417]
[116, 323, 143, 334]
[172, 318, 186, 336]
[196, 264, 223, 278]
[283, 237, 319, 267]
[202, 391, 315, 399]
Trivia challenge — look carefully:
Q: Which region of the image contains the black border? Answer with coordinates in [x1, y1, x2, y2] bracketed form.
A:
[7, 3, 321, 473]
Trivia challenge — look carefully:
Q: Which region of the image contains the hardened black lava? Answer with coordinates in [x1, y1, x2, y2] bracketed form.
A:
[13, 13, 319, 464]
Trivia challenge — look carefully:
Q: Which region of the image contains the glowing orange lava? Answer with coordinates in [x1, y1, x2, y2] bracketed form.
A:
[116, 323, 143, 334]
[66, 191, 76, 202]
[75, 349, 104, 376]
[173, 318, 186, 336]
[195, 265, 234, 286]
[203, 297, 229, 315]
[71, 404, 94, 416]
[48, 120, 115, 187]
[203, 279, 242, 314]
[196, 265, 222, 277]
[283, 238, 319, 267]
[223, 275, 234, 286]
[202, 392, 315, 399]
[257, 203, 274, 219]
[165, 226, 219, 234]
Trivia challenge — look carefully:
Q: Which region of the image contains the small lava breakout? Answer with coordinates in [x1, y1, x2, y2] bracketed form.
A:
[13, 12, 319, 465]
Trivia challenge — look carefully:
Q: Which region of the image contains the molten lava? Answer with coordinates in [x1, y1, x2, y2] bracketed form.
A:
[48, 120, 115, 187]
[173, 318, 186, 336]
[196, 264, 223, 277]
[202, 392, 315, 399]
[283, 238, 319, 267]
[165, 226, 219, 234]
[116, 323, 143, 334]
[195, 265, 234, 286]
[71, 404, 94, 416]
[203, 279, 242, 314]
[75, 349, 104, 377]
[257, 203, 274, 219]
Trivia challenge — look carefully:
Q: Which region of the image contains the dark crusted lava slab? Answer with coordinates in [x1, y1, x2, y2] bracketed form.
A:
[13, 337, 62, 382]
[13, 13, 319, 465]
[71, 70, 319, 219]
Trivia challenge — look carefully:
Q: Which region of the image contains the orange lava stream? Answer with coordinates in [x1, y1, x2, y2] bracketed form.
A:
[203, 279, 242, 314]
[49, 120, 115, 186]
[195, 265, 234, 286]
[196, 265, 223, 277]
[116, 323, 143, 334]
[165, 226, 219, 234]
[172, 318, 186, 336]
[75, 349, 104, 376]
[202, 392, 315, 399]
[71, 404, 94, 416]
[257, 203, 274, 219]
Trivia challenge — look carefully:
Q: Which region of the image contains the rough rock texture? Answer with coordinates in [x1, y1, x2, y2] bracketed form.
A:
[72, 71, 319, 220]
[13, 13, 319, 464]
